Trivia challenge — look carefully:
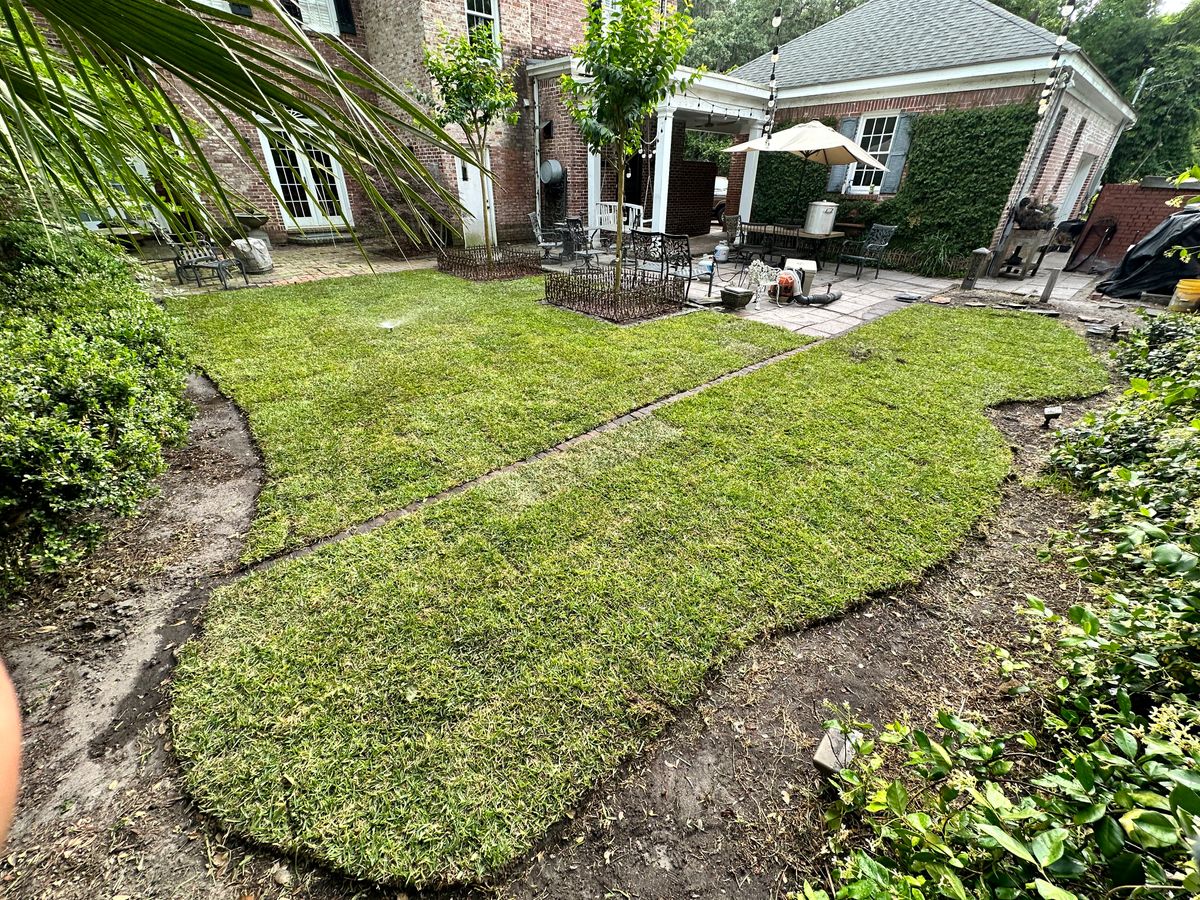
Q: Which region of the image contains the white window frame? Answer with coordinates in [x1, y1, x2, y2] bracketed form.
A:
[465, 0, 501, 49]
[292, 0, 339, 35]
[844, 113, 900, 195]
[192, 0, 233, 10]
[258, 129, 354, 231]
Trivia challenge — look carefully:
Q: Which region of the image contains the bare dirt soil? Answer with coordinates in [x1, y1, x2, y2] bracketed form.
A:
[0, 291, 1136, 900]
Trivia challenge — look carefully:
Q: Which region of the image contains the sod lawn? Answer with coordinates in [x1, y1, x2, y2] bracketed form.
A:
[166, 271, 801, 560]
[172, 305, 1107, 886]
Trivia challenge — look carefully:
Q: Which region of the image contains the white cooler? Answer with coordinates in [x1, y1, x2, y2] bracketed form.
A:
[804, 200, 838, 235]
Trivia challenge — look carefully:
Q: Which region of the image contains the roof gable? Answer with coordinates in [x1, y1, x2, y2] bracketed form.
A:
[732, 0, 1075, 89]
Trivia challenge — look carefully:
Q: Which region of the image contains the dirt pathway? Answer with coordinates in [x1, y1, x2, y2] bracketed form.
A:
[0, 375, 260, 899]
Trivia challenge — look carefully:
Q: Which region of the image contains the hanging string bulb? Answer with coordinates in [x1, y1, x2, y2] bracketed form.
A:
[772, 6, 782, 27]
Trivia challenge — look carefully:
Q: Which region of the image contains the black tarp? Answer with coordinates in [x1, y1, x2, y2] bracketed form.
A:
[1097, 208, 1200, 299]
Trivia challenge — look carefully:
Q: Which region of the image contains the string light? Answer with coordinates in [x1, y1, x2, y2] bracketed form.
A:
[1037, 0, 1077, 119]
[763, 6, 784, 141]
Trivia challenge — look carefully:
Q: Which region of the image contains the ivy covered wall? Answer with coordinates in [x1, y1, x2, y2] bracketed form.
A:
[750, 155, 830, 223]
[886, 103, 1039, 256]
[747, 103, 1039, 274]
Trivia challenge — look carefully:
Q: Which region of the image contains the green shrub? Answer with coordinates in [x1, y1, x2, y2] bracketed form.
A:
[751, 153, 831, 223]
[805, 313, 1200, 900]
[0, 224, 189, 595]
[888, 104, 1038, 261]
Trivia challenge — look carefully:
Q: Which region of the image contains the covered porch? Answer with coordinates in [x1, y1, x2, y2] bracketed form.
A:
[528, 59, 768, 239]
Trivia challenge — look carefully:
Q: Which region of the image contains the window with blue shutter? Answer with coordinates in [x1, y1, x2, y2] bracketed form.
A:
[879, 114, 913, 194]
[826, 116, 859, 193]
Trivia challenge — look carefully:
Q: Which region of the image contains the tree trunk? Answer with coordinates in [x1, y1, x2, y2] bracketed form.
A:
[476, 130, 494, 266]
[613, 134, 626, 302]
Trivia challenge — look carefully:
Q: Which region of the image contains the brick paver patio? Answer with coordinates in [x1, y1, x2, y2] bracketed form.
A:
[145, 237, 436, 295]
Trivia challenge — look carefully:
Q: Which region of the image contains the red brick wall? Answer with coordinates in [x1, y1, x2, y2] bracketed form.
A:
[1076, 182, 1198, 266]
[174, 1, 383, 243]
[777, 84, 1038, 121]
[364, 0, 590, 244]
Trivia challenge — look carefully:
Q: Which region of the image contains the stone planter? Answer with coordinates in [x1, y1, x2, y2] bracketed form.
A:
[720, 286, 754, 310]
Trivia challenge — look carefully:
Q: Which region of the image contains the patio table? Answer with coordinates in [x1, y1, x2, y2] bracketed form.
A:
[743, 223, 846, 270]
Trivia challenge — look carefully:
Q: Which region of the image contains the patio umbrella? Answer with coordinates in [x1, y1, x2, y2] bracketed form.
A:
[726, 120, 887, 170]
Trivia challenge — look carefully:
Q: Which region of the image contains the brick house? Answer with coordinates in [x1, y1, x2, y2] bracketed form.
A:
[189, 0, 1132, 254]
[725, 0, 1136, 252]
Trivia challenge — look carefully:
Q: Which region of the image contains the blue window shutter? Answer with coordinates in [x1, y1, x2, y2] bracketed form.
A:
[880, 114, 914, 194]
[826, 116, 859, 193]
[230, 2, 252, 15]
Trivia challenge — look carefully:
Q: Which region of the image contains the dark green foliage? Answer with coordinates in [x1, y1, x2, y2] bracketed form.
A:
[887, 104, 1039, 260]
[1071, 0, 1200, 181]
[684, 0, 864, 73]
[684, 131, 732, 176]
[813, 314, 1200, 900]
[0, 224, 189, 595]
[750, 153, 830, 222]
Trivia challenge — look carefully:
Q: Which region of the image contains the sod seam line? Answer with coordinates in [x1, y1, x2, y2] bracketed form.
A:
[240, 332, 830, 578]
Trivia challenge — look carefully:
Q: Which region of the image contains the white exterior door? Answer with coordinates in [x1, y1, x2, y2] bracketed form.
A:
[260, 131, 354, 231]
[1061, 152, 1098, 220]
[455, 149, 495, 247]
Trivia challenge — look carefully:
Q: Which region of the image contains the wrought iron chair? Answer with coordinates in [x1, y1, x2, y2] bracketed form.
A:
[563, 217, 600, 267]
[745, 258, 782, 308]
[165, 232, 249, 290]
[528, 212, 563, 259]
[661, 233, 693, 296]
[835, 224, 898, 280]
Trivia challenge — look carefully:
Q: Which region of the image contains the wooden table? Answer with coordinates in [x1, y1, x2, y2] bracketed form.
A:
[743, 223, 846, 270]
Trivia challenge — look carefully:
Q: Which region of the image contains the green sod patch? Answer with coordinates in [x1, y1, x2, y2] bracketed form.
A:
[172, 306, 1107, 886]
[166, 271, 802, 561]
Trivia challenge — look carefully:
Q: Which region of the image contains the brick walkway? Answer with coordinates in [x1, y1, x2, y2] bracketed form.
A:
[146, 238, 436, 295]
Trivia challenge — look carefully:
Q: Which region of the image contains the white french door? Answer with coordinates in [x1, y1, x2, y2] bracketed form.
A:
[259, 130, 353, 231]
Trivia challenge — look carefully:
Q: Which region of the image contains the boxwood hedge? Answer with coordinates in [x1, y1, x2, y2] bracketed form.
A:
[0, 224, 189, 595]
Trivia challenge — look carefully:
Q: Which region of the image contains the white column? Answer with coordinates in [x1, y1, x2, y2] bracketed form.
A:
[738, 119, 764, 221]
[587, 147, 601, 245]
[651, 110, 674, 233]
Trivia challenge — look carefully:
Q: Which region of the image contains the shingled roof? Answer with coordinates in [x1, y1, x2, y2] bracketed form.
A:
[732, 0, 1078, 89]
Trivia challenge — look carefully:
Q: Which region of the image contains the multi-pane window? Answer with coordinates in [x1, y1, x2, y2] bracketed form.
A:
[848, 114, 897, 193]
[283, 0, 339, 34]
[262, 130, 350, 226]
[466, 0, 500, 46]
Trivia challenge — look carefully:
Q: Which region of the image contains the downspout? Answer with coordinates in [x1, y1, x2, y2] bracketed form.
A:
[532, 76, 543, 228]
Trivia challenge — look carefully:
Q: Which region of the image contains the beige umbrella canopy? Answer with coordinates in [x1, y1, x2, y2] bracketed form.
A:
[726, 120, 888, 170]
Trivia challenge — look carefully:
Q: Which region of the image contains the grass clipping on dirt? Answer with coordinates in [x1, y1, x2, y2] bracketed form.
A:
[166, 271, 802, 561]
[172, 306, 1107, 887]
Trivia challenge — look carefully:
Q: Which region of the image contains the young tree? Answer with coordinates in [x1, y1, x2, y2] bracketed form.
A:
[425, 24, 519, 263]
[0, 0, 467, 243]
[563, 0, 695, 295]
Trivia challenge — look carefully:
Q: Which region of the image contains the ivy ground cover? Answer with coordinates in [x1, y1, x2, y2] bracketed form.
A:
[166, 271, 801, 561]
[172, 306, 1107, 887]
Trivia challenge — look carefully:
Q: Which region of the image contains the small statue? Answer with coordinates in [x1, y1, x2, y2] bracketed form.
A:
[1015, 196, 1057, 231]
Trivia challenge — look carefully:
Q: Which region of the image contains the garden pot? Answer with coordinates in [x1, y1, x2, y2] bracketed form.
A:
[720, 286, 753, 310]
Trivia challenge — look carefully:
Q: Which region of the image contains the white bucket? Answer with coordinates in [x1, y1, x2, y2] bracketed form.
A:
[804, 200, 838, 235]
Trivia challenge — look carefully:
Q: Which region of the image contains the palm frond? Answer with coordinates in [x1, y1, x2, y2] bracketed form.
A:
[0, 0, 469, 245]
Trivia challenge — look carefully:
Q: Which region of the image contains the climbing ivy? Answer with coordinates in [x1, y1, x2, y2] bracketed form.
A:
[750, 154, 830, 223]
[747, 103, 1037, 275]
[887, 103, 1039, 257]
